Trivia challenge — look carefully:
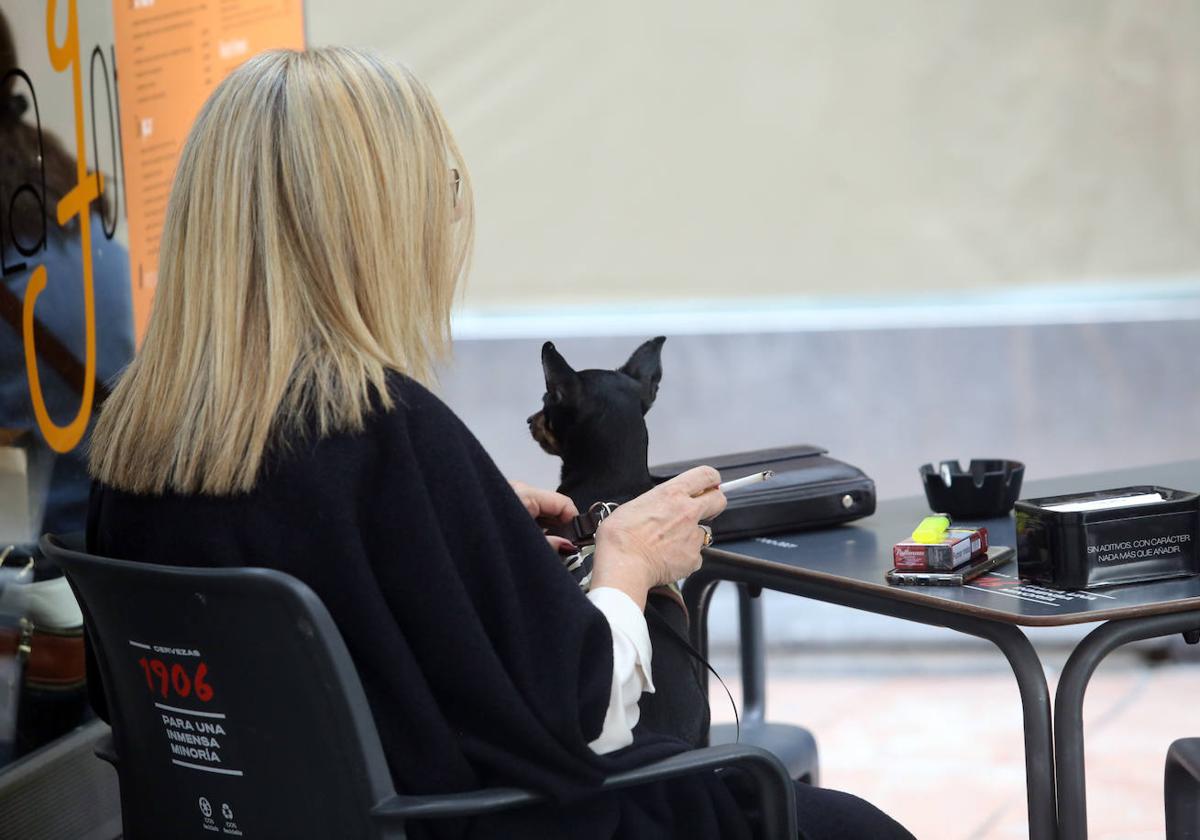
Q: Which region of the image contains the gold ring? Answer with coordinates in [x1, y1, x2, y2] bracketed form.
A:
[699, 524, 713, 547]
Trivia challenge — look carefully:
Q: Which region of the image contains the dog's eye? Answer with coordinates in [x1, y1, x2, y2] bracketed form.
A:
[545, 389, 562, 406]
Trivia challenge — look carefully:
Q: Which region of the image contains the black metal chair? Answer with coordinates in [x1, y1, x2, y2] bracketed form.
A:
[1166, 738, 1200, 839]
[43, 534, 797, 840]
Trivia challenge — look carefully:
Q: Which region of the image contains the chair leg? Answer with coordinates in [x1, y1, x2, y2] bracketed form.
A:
[1166, 739, 1200, 840]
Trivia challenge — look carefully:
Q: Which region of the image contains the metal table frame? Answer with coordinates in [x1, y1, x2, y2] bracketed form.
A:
[688, 554, 1200, 840]
[1054, 609, 1200, 839]
[683, 556, 1059, 840]
[684, 461, 1200, 838]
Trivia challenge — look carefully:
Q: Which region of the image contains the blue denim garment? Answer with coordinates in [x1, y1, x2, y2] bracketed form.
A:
[1, 216, 134, 534]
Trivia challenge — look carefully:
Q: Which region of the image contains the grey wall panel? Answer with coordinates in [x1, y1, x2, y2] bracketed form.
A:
[440, 320, 1199, 501]
[438, 320, 1199, 646]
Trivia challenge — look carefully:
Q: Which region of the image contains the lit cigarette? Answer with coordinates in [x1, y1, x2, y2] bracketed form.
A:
[718, 470, 775, 493]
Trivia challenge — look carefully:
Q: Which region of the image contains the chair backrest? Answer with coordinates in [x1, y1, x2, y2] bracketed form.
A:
[42, 534, 398, 840]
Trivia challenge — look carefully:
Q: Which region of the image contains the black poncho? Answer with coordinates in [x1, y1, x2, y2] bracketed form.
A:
[87, 373, 750, 839]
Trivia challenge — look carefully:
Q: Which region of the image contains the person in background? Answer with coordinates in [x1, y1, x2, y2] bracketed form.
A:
[0, 10, 134, 538]
[86, 47, 913, 839]
[0, 9, 132, 760]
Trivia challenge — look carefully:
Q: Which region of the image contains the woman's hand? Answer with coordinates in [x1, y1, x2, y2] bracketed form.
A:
[590, 466, 726, 609]
[509, 480, 579, 555]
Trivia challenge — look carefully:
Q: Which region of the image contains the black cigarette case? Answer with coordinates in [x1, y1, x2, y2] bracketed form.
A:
[1014, 486, 1200, 589]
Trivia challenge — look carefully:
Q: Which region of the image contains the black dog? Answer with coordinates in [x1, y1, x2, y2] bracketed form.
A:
[527, 336, 711, 747]
[527, 336, 666, 512]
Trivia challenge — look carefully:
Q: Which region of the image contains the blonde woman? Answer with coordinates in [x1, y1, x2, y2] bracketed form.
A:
[87, 49, 912, 839]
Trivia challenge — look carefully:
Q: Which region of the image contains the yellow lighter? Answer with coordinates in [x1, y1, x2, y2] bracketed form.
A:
[911, 515, 951, 544]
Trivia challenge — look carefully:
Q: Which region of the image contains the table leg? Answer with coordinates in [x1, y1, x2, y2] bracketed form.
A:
[737, 585, 767, 726]
[1055, 610, 1200, 840]
[683, 563, 1058, 840]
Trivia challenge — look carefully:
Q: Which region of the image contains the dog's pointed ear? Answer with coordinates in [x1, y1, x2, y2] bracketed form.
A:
[618, 336, 666, 413]
[542, 341, 580, 403]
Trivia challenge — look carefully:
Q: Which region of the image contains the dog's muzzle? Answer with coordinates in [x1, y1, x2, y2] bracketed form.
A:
[527, 411, 561, 456]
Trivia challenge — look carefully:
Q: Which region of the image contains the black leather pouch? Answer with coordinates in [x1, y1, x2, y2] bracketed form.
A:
[650, 445, 876, 541]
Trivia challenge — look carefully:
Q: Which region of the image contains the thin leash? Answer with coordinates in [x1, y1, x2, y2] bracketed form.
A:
[643, 605, 740, 744]
[561, 501, 741, 743]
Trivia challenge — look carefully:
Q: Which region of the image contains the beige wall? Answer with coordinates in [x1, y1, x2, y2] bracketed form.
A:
[307, 0, 1200, 309]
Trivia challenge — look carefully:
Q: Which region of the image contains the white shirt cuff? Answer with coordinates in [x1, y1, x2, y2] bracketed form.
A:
[585, 587, 655, 754]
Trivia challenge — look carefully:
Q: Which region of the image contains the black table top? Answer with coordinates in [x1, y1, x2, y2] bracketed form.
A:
[707, 460, 1200, 626]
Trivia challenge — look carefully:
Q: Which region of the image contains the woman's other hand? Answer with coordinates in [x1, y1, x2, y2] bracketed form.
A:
[509, 480, 578, 524]
[509, 481, 579, 555]
[591, 466, 726, 609]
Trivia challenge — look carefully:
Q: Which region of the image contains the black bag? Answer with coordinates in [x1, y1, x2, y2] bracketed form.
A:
[650, 445, 876, 541]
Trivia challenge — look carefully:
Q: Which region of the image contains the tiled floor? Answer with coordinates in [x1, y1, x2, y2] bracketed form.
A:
[708, 645, 1198, 840]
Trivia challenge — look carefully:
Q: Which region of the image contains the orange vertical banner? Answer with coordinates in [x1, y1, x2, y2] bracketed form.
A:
[22, 0, 101, 453]
[111, 0, 304, 343]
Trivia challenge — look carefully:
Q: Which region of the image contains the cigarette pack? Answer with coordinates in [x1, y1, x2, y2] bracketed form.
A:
[893, 527, 989, 571]
[887, 545, 1015, 585]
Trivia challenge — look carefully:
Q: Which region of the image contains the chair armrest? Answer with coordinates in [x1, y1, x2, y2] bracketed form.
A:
[601, 743, 797, 838]
[371, 786, 544, 822]
[1166, 738, 1200, 839]
[94, 730, 118, 766]
[372, 743, 796, 837]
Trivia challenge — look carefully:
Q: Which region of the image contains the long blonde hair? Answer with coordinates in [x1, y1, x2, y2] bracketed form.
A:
[90, 48, 474, 494]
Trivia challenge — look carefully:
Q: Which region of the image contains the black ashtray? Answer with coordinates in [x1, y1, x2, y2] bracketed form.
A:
[919, 459, 1025, 518]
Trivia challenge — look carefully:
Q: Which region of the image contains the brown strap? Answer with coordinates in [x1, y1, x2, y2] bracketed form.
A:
[0, 626, 85, 687]
[550, 508, 603, 545]
[0, 281, 111, 405]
